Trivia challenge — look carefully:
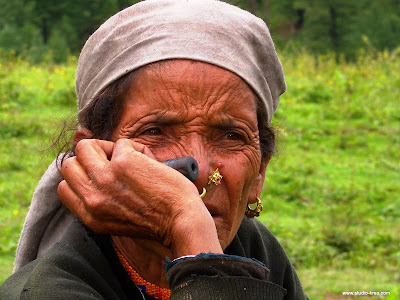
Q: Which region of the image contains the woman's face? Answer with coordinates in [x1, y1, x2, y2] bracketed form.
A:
[112, 60, 267, 250]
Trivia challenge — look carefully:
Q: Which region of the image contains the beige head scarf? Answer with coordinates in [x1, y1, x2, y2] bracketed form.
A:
[14, 0, 285, 271]
[76, 0, 285, 123]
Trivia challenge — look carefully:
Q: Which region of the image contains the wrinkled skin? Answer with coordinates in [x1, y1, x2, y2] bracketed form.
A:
[58, 60, 268, 286]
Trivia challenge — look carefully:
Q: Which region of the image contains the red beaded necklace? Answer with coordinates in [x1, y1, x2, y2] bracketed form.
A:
[114, 246, 171, 300]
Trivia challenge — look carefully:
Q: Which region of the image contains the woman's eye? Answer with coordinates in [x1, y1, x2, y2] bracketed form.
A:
[225, 132, 244, 140]
[142, 128, 162, 135]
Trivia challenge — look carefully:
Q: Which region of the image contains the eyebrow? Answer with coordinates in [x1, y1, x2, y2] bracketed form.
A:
[211, 120, 236, 130]
[153, 113, 183, 125]
[152, 113, 252, 131]
[211, 119, 256, 135]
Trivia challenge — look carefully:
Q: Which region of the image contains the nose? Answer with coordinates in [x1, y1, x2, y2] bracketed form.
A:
[162, 156, 199, 182]
[194, 157, 211, 192]
[183, 135, 212, 192]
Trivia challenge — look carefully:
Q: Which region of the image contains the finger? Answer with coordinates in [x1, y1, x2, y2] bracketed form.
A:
[74, 139, 114, 178]
[112, 139, 156, 160]
[111, 139, 171, 180]
[57, 180, 88, 219]
[112, 139, 194, 193]
[61, 156, 96, 200]
[61, 156, 90, 183]
[75, 139, 114, 161]
[111, 139, 160, 177]
[58, 180, 109, 233]
[94, 139, 114, 158]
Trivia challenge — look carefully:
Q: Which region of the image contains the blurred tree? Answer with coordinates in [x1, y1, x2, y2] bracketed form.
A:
[0, 0, 137, 61]
[0, 0, 399, 61]
[0, 0, 37, 53]
[267, 0, 400, 58]
[31, 0, 124, 54]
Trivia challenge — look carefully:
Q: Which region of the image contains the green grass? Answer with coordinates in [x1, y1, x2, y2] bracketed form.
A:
[298, 268, 395, 299]
[0, 50, 399, 298]
[258, 49, 400, 298]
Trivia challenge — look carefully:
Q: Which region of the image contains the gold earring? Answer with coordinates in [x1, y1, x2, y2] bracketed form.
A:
[208, 168, 223, 185]
[245, 197, 263, 218]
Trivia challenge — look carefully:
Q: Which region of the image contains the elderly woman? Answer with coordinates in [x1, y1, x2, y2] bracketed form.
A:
[1, 0, 308, 299]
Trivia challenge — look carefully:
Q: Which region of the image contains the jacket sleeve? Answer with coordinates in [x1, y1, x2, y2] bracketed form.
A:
[166, 254, 287, 300]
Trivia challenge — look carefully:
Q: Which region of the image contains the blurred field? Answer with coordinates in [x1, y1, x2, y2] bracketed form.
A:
[0, 50, 399, 299]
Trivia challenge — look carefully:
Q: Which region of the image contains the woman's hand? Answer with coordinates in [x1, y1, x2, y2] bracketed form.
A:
[57, 138, 222, 256]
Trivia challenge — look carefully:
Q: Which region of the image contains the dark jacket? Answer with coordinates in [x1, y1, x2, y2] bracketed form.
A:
[0, 217, 308, 299]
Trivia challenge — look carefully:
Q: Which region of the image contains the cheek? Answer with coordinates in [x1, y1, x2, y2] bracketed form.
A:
[220, 154, 261, 229]
[220, 151, 260, 225]
[223, 150, 261, 193]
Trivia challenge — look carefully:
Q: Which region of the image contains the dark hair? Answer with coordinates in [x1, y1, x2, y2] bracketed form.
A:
[82, 71, 138, 140]
[58, 71, 138, 162]
[256, 101, 276, 160]
[60, 70, 276, 161]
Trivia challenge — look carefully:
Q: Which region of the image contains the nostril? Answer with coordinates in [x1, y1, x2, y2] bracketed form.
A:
[162, 156, 199, 182]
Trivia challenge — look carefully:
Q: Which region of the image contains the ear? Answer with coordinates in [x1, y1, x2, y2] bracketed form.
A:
[248, 156, 270, 204]
[72, 127, 94, 147]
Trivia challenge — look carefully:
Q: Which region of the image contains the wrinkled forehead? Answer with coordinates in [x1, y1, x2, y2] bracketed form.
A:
[119, 60, 260, 134]
[137, 59, 256, 97]
[127, 59, 257, 111]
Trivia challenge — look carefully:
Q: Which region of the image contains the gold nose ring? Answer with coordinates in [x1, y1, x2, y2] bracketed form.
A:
[208, 168, 223, 185]
[200, 188, 206, 199]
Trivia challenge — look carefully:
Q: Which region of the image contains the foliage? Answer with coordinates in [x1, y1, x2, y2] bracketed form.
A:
[0, 0, 136, 63]
[0, 50, 399, 298]
[2, 0, 400, 61]
[251, 0, 400, 59]
[0, 53, 77, 281]
[259, 48, 400, 298]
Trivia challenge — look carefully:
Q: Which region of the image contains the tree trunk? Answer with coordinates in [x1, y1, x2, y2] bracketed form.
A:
[263, 0, 270, 25]
[329, 6, 339, 53]
[42, 17, 48, 44]
[247, 0, 258, 16]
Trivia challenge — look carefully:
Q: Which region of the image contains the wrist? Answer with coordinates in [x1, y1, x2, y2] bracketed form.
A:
[170, 206, 223, 258]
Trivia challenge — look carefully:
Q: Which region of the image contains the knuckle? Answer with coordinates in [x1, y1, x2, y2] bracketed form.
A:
[112, 155, 125, 169]
[112, 155, 131, 175]
[94, 170, 115, 187]
[83, 215, 100, 232]
[82, 201, 110, 234]
[115, 138, 129, 147]
[84, 197, 104, 215]
[61, 156, 76, 172]
[75, 139, 92, 156]
[84, 195, 111, 220]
